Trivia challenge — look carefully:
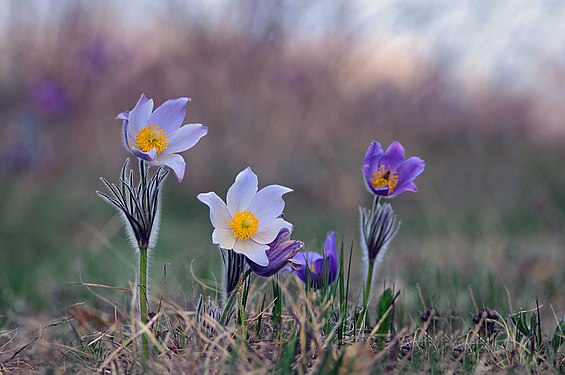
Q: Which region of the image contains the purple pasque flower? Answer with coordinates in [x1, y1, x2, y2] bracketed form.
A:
[361, 141, 425, 197]
[198, 167, 293, 266]
[247, 228, 303, 277]
[117, 94, 208, 182]
[292, 231, 338, 288]
[29, 80, 69, 118]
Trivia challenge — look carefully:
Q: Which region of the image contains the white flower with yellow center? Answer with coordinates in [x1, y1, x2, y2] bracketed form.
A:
[117, 94, 208, 182]
[197, 167, 293, 266]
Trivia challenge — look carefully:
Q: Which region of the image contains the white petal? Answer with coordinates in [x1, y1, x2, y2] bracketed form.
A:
[233, 240, 269, 266]
[151, 153, 186, 182]
[167, 124, 208, 153]
[227, 167, 258, 216]
[197, 192, 232, 229]
[252, 218, 293, 244]
[248, 184, 293, 223]
[129, 94, 153, 134]
[212, 228, 236, 249]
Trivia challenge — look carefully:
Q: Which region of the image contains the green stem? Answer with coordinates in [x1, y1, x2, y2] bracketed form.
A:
[139, 247, 149, 358]
[357, 258, 375, 330]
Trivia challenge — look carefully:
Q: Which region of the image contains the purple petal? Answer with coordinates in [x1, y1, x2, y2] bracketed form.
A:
[128, 94, 153, 134]
[292, 251, 323, 283]
[398, 156, 425, 184]
[166, 124, 208, 153]
[132, 147, 157, 161]
[324, 231, 339, 282]
[227, 167, 258, 216]
[247, 229, 304, 277]
[391, 180, 418, 195]
[379, 141, 405, 170]
[150, 152, 186, 182]
[363, 141, 384, 169]
[147, 97, 189, 135]
[116, 111, 129, 120]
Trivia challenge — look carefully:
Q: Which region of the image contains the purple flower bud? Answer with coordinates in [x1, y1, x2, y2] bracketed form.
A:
[247, 228, 303, 277]
[292, 231, 338, 289]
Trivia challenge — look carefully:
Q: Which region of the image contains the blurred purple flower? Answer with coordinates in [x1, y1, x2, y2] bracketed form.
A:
[117, 94, 208, 182]
[361, 141, 425, 197]
[29, 81, 69, 118]
[292, 231, 338, 289]
[247, 228, 303, 277]
[82, 37, 112, 73]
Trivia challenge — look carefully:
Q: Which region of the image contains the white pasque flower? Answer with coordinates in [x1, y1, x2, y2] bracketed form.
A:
[197, 167, 293, 266]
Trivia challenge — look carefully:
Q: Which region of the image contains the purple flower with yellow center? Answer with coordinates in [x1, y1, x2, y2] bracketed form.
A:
[292, 231, 338, 289]
[198, 167, 293, 266]
[247, 228, 304, 277]
[117, 94, 208, 182]
[362, 141, 425, 197]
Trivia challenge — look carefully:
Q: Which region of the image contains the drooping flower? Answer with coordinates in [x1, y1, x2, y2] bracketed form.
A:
[292, 231, 338, 289]
[117, 94, 208, 182]
[247, 228, 304, 277]
[361, 141, 425, 197]
[359, 198, 400, 263]
[198, 167, 293, 266]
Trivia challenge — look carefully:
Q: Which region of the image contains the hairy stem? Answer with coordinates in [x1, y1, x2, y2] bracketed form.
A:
[139, 246, 149, 357]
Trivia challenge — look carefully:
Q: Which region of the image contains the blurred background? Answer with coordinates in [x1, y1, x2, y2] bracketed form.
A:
[1, 0, 564, 322]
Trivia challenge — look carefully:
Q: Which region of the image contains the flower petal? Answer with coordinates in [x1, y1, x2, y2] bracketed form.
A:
[227, 167, 258, 216]
[150, 152, 186, 182]
[147, 97, 189, 135]
[363, 141, 384, 169]
[292, 251, 323, 284]
[392, 180, 418, 195]
[379, 141, 405, 170]
[398, 156, 425, 184]
[197, 192, 232, 229]
[166, 124, 208, 153]
[252, 218, 293, 244]
[128, 94, 153, 134]
[248, 184, 293, 223]
[213, 228, 236, 249]
[233, 240, 269, 266]
[132, 147, 157, 161]
[324, 231, 339, 282]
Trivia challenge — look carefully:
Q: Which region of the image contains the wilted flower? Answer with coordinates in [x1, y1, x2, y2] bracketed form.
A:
[117, 94, 208, 182]
[359, 198, 400, 263]
[198, 167, 293, 266]
[292, 231, 338, 289]
[361, 141, 425, 197]
[247, 228, 303, 277]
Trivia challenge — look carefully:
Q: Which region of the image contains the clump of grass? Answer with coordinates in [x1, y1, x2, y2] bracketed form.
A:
[1, 259, 565, 373]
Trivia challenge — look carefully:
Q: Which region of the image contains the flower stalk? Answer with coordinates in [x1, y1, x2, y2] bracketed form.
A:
[357, 196, 400, 329]
[97, 158, 168, 358]
[139, 245, 149, 356]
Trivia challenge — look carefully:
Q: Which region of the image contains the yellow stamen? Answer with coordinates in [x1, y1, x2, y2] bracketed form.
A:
[135, 124, 168, 153]
[230, 210, 259, 240]
[371, 165, 399, 194]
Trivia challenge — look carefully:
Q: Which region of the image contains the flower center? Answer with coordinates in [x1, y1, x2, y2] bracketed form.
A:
[230, 210, 259, 240]
[136, 124, 168, 153]
[371, 165, 399, 194]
